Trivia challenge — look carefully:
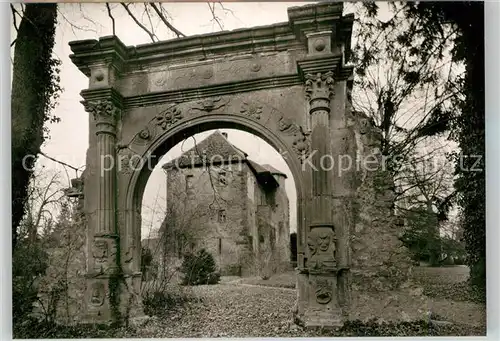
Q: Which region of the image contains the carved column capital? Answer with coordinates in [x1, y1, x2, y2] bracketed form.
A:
[304, 71, 335, 105]
[84, 99, 120, 135]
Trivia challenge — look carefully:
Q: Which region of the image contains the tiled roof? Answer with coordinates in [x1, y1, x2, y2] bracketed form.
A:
[246, 160, 280, 189]
[162, 130, 284, 190]
[163, 130, 247, 169]
[261, 164, 287, 178]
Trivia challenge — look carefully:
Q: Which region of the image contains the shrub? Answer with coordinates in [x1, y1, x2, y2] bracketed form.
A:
[179, 249, 220, 286]
[13, 239, 49, 326]
[454, 256, 465, 265]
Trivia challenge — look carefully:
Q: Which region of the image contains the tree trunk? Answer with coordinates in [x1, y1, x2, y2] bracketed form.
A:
[456, 3, 485, 288]
[425, 202, 441, 266]
[11, 4, 58, 249]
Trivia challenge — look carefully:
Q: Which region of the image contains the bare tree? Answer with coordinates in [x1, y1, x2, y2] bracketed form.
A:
[19, 169, 66, 242]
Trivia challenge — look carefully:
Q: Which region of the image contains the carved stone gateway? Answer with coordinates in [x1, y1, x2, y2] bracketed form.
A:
[70, 2, 419, 328]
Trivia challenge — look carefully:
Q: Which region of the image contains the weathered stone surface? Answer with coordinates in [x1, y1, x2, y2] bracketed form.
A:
[347, 109, 415, 295]
[348, 289, 429, 323]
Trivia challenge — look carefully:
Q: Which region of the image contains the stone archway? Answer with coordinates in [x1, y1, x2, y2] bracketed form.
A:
[129, 118, 305, 271]
[68, 2, 417, 328]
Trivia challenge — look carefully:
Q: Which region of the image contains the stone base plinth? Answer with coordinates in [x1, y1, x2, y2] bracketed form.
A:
[295, 268, 429, 329]
[82, 272, 145, 325]
[295, 270, 346, 329]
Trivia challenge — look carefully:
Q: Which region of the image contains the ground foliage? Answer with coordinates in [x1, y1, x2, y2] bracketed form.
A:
[129, 284, 485, 337]
[15, 283, 485, 338]
[142, 289, 201, 317]
[423, 282, 485, 305]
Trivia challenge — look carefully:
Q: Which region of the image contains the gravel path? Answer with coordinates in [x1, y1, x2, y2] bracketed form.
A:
[138, 283, 299, 338]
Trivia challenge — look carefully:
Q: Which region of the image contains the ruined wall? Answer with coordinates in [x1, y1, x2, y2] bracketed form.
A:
[348, 110, 413, 290]
[346, 110, 427, 321]
[165, 162, 250, 275]
[252, 173, 291, 275]
[274, 175, 291, 268]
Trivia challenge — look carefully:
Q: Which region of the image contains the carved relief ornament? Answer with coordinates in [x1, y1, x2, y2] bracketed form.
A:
[240, 102, 263, 120]
[307, 227, 337, 271]
[304, 71, 335, 101]
[93, 239, 117, 274]
[117, 148, 141, 175]
[90, 282, 106, 307]
[277, 114, 312, 163]
[189, 97, 229, 113]
[155, 105, 182, 130]
[84, 100, 120, 124]
[315, 278, 333, 304]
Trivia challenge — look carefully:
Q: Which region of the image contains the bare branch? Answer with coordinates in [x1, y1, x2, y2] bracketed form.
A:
[207, 2, 224, 31]
[39, 151, 81, 180]
[76, 3, 104, 32]
[57, 7, 98, 36]
[106, 3, 116, 36]
[149, 3, 185, 38]
[11, 4, 19, 32]
[121, 3, 157, 43]
[143, 3, 156, 32]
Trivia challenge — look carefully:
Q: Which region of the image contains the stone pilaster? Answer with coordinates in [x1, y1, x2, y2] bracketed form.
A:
[300, 70, 345, 328]
[305, 71, 335, 227]
[82, 98, 121, 323]
[294, 24, 355, 328]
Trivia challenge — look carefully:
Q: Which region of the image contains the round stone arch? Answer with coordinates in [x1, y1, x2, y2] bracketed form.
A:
[121, 114, 309, 275]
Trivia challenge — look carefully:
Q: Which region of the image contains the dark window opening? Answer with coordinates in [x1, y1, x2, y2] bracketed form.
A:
[219, 171, 227, 186]
[218, 209, 227, 223]
[186, 175, 194, 189]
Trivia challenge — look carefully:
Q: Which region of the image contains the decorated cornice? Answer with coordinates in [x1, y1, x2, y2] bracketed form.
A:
[81, 87, 124, 106]
[124, 74, 302, 108]
[69, 3, 354, 75]
[69, 36, 128, 77]
[297, 55, 353, 81]
[288, 3, 353, 56]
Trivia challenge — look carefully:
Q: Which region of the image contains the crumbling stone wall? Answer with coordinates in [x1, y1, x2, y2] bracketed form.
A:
[348, 110, 413, 290]
[345, 110, 427, 322]
[253, 173, 291, 275]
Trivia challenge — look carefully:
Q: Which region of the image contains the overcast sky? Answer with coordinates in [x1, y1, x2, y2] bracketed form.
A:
[30, 2, 314, 237]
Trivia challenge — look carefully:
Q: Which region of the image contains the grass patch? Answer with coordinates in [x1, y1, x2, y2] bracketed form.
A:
[311, 319, 485, 337]
[422, 281, 486, 304]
